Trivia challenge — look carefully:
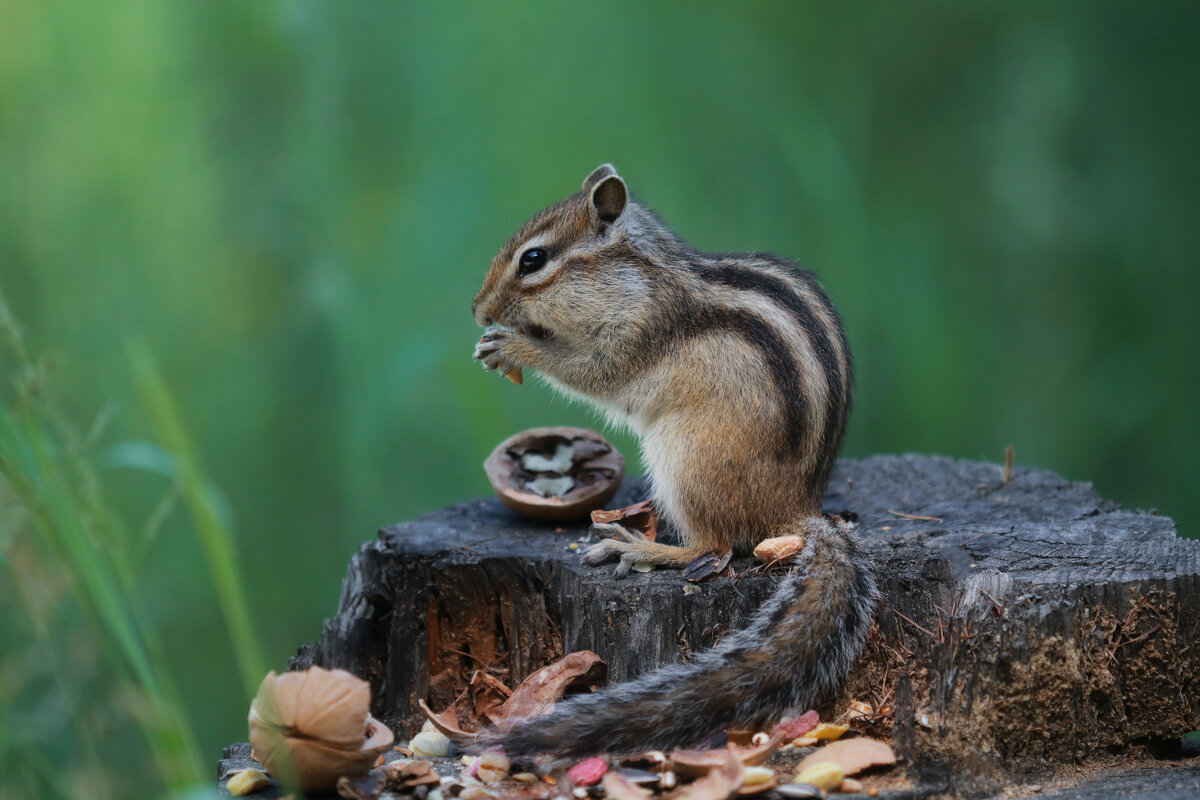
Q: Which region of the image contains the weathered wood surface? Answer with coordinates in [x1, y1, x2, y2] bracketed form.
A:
[289, 454, 1200, 796]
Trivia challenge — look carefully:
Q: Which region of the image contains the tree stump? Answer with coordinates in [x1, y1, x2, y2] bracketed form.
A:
[289, 454, 1200, 796]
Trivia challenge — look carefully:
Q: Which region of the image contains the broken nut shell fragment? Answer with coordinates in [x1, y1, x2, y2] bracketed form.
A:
[484, 427, 625, 521]
[248, 667, 395, 793]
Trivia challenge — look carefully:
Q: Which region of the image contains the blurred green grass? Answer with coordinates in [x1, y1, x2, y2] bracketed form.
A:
[1, 1, 1198, 796]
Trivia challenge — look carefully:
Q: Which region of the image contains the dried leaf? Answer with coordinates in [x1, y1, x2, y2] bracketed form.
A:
[794, 739, 896, 777]
[381, 760, 441, 790]
[591, 500, 657, 542]
[738, 733, 784, 767]
[431, 670, 515, 735]
[337, 771, 385, 800]
[603, 771, 655, 800]
[418, 699, 477, 746]
[471, 671, 514, 725]
[671, 732, 782, 780]
[664, 749, 743, 800]
[669, 748, 731, 779]
[494, 651, 607, 725]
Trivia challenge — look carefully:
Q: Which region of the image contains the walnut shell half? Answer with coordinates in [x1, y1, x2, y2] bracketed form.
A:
[248, 667, 394, 793]
[484, 427, 625, 522]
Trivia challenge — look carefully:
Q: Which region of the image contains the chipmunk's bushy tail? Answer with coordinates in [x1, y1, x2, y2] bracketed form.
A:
[479, 518, 877, 758]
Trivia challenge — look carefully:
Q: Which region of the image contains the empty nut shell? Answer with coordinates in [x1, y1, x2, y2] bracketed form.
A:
[248, 667, 394, 793]
[484, 427, 625, 522]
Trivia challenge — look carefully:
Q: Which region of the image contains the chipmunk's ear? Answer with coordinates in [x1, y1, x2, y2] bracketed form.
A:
[582, 163, 618, 191]
[589, 174, 627, 225]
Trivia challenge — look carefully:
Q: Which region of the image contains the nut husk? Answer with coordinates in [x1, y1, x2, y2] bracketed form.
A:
[753, 536, 805, 564]
[248, 667, 395, 793]
[484, 427, 625, 521]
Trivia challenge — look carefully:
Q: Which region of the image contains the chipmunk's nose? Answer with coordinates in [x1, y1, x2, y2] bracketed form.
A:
[471, 295, 492, 327]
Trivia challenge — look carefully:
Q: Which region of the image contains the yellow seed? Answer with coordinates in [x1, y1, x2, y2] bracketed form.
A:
[513, 773, 538, 783]
[569, 543, 580, 550]
[743, 766, 774, 786]
[792, 736, 818, 747]
[794, 762, 845, 791]
[227, 769, 270, 796]
[812, 723, 850, 741]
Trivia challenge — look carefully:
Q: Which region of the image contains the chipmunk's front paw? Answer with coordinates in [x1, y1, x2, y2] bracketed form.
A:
[473, 327, 524, 379]
[589, 522, 646, 544]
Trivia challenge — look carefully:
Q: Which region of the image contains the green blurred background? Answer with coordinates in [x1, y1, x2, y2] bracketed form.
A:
[2, 1, 1198, 796]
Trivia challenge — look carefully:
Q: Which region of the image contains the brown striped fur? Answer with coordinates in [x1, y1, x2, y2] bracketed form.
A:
[470, 165, 876, 756]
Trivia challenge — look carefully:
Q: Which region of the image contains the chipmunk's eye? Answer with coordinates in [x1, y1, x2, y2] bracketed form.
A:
[518, 248, 548, 276]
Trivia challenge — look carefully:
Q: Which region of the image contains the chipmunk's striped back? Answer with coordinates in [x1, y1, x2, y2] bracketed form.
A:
[471, 164, 875, 756]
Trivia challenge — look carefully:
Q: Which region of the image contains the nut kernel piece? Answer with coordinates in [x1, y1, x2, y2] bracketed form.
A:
[227, 769, 270, 796]
[742, 766, 775, 786]
[505, 368, 523, 385]
[811, 723, 849, 741]
[753, 536, 806, 563]
[411, 730, 452, 757]
[794, 762, 845, 791]
[475, 748, 510, 784]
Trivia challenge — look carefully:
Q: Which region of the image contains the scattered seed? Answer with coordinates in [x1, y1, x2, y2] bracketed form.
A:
[794, 762, 845, 791]
[772, 710, 820, 739]
[631, 562, 654, 573]
[475, 748, 510, 784]
[411, 730, 451, 757]
[776, 784, 822, 799]
[839, 777, 863, 793]
[227, 769, 270, 796]
[513, 773, 538, 783]
[742, 766, 774, 786]
[846, 701, 873, 720]
[616, 769, 661, 785]
[568, 757, 609, 786]
[750, 732, 770, 746]
[811, 723, 849, 741]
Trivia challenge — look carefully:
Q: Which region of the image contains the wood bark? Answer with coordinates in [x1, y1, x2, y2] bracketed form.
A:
[287, 455, 1200, 795]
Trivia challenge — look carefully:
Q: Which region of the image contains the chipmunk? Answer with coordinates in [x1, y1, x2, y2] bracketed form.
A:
[470, 165, 876, 757]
